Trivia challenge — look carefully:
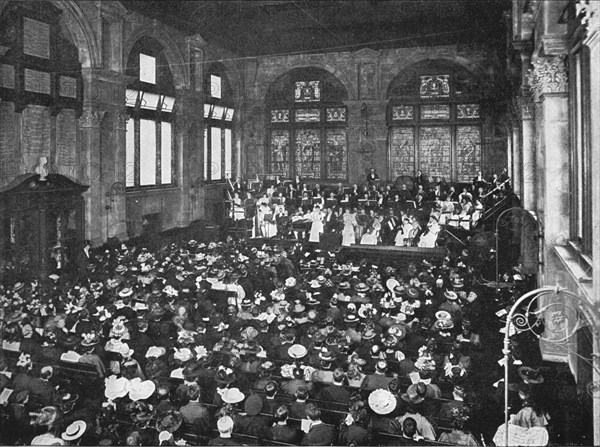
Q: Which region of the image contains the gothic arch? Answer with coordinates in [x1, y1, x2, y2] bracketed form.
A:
[123, 27, 189, 90]
[258, 63, 356, 103]
[53, 0, 101, 68]
[383, 56, 486, 99]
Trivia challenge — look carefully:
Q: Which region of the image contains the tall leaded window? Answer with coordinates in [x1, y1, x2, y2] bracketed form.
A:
[267, 68, 348, 181]
[387, 62, 482, 183]
[569, 47, 592, 254]
[204, 64, 234, 182]
[125, 38, 175, 187]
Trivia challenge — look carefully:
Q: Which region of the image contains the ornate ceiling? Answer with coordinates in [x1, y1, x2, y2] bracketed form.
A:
[122, 0, 510, 57]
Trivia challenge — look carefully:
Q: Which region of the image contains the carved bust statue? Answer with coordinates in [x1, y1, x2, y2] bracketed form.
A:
[35, 156, 49, 181]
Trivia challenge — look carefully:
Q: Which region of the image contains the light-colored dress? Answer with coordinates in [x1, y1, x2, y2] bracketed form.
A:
[309, 210, 324, 242]
[342, 213, 356, 246]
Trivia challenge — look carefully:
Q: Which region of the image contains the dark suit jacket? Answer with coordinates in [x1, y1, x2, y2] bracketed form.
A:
[301, 423, 337, 446]
[179, 401, 212, 433]
[235, 415, 271, 440]
[316, 384, 352, 405]
[270, 423, 300, 443]
[361, 373, 394, 391]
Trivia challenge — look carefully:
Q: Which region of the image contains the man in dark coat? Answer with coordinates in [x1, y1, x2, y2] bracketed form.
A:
[179, 384, 212, 434]
[315, 368, 351, 405]
[301, 403, 336, 446]
[270, 405, 299, 443]
[236, 394, 271, 440]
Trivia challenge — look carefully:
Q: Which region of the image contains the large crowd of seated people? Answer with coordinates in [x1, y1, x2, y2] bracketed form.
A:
[0, 213, 560, 446]
[226, 169, 511, 247]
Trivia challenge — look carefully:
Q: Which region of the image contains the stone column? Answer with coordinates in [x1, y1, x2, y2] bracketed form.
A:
[519, 92, 536, 211]
[528, 56, 569, 246]
[106, 111, 128, 240]
[78, 107, 105, 244]
[580, 1, 600, 442]
[511, 123, 522, 198]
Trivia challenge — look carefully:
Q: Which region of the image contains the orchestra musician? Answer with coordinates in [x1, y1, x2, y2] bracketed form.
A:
[472, 170, 490, 190]
[308, 205, 325, 243]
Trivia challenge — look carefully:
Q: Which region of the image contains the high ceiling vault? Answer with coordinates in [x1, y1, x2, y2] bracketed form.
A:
[122, 0, 510, 57]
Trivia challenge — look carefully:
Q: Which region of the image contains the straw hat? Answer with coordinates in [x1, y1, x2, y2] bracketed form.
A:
[368, 389, 397, 415]
[288, 344, 308, 359]
[61, 420, 87, 441]
[221, 388, 245, 404]
[128, 378, 156, 401]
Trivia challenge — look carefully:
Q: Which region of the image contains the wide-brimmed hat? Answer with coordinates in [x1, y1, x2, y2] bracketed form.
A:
[362, 328, 376, 340]
[338, 281, 351, 290]
[382, 334, 399, 349]
[344, 313, 359, 324]
[306, 296, 320, 306]
[221, 388, 245, 404]
[401, 383, 426, 404]
[355, 283, 369, 293]
[435, 311, 452, 321]
[406, 287, 420, 300]
[145, 346, 166, 359]
[318, 347, 335, 361]
[128, 378, 156, 401]
[452, 277, 464, 288]
[285, 277, 297, 288]
[104, 375, 131, 400]
[33, 406, 59, 427]
[81, 331, 100, 347]
[444, 290, 458, 301]
[369, 389, 397, 415]
[292, 301, 306, 314]
[388, 325, 407, 340]
[61, 420, 87, 441]
[288, 344, 308, 359]
[518, 366, 544, 384]
[309, 280, 321, 289]
[115, 265, 127, 274]
[433, 319, 455, 331]
[156, 410, 183, 433]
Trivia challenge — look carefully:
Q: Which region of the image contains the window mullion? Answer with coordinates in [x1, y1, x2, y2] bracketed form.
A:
[156, 117, 161, 186]
[134, 119, 140, 186]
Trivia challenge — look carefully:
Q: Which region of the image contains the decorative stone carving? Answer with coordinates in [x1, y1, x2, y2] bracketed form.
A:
[512, 93, 534, 121]
[527, 56, 568, 102]
[78, 108, 105, 128]
[114, 112, 130, 131]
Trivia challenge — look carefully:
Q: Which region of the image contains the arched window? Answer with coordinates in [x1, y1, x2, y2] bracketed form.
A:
[125, 37, 175, 188]
[267, 67, 348, 181]
[387, 60, 482, 183]
[203, 63, 234, 182]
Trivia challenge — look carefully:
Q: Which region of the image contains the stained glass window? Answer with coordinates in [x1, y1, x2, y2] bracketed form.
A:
[456, 126, 481, 182]
[295, 109, 321, 122]
[419, 126, 451, 179]
[326, 108, 347, 122]
[419, 75, 450, 98]
[457, 104, 480, 119]
[392, 105, 413, 120]
[325, 129, 347, 179]
[268, 69, 348, 180]
[271, 109, 289, 123]
[270, 130, 290, 176]
[420, 104, 450, 120]
[295, 129, 321, 179]
[390, 127, 415, 178]
[295, 81, 320, 102]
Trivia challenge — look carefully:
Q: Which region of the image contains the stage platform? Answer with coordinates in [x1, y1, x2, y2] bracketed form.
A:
[245, 236, 447, 268]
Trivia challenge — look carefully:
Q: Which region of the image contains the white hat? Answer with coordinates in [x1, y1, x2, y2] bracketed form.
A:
[217, 416, 234, 432]
[288, 344, 308, 359]
[118, 287, 133, 298]
[104, 375, 131, 400]
[368, 389, 397, 415]
[61, 420, 87, 441]
[173, 348, 192, 362]
[221, 387, 245, 404]
[128, 378, 156, 401]
[285, 277, 297, 288]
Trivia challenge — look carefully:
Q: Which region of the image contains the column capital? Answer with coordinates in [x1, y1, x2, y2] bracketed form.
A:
[527, 56, 568, 102]
[79, 107, 105, 128]
[513, 93, 535, 121]
[114, 111, 130, 131]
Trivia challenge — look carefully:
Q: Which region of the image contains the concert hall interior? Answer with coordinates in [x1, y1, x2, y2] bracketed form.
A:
[0, 0, 599, 446]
